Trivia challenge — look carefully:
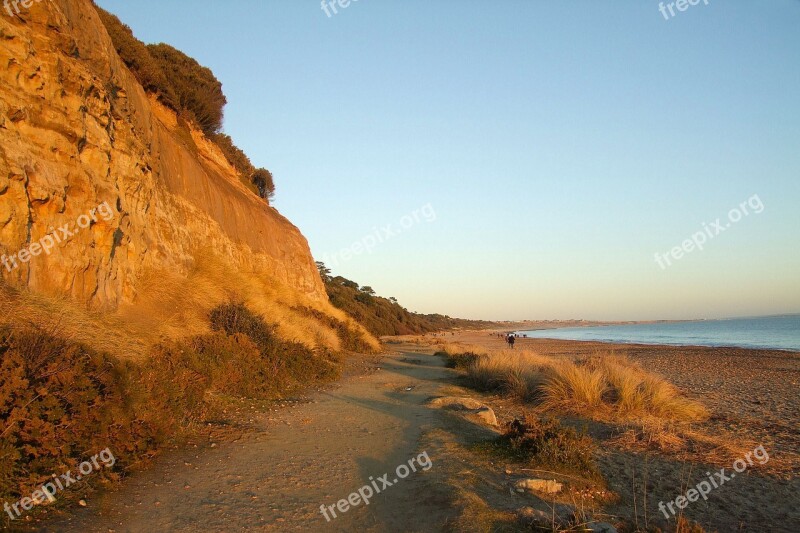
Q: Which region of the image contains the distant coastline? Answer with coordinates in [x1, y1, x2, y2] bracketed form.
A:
[491, 318, 691, 332]
[511, 314, 800, 352]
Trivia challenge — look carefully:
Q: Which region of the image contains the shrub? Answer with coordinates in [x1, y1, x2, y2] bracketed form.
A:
[320, 268, 492, 337]
[146, 44, 226, 136]
[95, 7, 177, 109]
[251, 168, 275, 201]
[0, 327, 159, 505]
[209, 302, 342, 391]
[97, 6, 276, 201]
[293, 306, 375, 353]
[438, 350, 481, 369]
[496, 416, 599, 477]
[187, 333, 271, 397]
[209, 301, 276, 348]
[209, 133, 254, 176]
[0, 302, 344, 515]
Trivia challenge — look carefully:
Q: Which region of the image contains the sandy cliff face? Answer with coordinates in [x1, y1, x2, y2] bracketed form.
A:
[0, 0, 325, 309]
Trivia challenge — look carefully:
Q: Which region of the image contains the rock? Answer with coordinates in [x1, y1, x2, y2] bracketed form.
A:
[515, 478, 563, 494]
[427, 396, 498, 427]
[428, 397, 486, 410]
[473, 407, 498, 426]
[0, 1, 329, 316]
[0, 197, 13, 226]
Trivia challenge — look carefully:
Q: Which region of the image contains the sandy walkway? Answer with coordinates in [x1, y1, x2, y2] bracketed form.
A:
[43, 350, 459, 532]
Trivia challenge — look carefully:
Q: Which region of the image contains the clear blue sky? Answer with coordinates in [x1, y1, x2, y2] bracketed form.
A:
[97, 0, 800, 321]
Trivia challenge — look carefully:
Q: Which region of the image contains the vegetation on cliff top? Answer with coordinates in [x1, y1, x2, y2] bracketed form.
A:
[95, 5, 275, 201]
[317, 262, 492, 336]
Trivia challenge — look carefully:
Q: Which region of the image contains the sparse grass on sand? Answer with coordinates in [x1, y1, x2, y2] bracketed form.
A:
[436, 343, 761, 467]
[436, 344, 708, 423]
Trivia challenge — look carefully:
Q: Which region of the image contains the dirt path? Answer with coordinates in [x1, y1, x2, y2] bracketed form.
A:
[43, 349, 459, 532]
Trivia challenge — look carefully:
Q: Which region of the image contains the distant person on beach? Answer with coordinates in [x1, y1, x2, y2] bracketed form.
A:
[507, 334, 515, 349]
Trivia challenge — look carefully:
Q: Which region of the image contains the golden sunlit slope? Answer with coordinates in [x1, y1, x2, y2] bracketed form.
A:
[0, 0, 377, 354]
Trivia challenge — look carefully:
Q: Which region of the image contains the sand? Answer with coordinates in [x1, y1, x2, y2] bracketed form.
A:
[40, 351, 463, 532]
[446, 330, 800, 475]
[432, 330, 800, 531]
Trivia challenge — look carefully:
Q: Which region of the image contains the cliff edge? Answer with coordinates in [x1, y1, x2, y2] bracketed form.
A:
[0, 1, 363, 354]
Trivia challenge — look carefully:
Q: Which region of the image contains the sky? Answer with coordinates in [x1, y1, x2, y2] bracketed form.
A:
[96, 0, 800, 321]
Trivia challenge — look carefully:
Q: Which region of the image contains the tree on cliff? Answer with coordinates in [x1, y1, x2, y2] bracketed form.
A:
[95, 8, 178, 109]
[97, 5, 277, 203]
[147, 44, 227, 136]
[251, 168, 275, 201]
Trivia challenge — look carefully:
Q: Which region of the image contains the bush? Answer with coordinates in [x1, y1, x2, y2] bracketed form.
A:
[320, 268, 492, 337]
[209, 301, 276, 348]
[97, 6, 276, 202]
[209, 134, 276, 200]
[147, 44, 226, 136]
[438, 350, 481, 370]
[251, 168, 275, 201]
[293, 306, 375, 353]
[498, 416, 598, 477]
[95, 7, 177, 109]
[209, 302, 342, 390]
[0, 328, 159, 505]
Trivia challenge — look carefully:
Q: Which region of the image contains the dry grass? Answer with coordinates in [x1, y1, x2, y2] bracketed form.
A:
[437, 344, 708, 423]
[0, 250, 379, 361]
[470, 351, 550, 400]
[584, 354, 708, 422]
[609, 419, 756, 466]
[540, 362, 607, 413]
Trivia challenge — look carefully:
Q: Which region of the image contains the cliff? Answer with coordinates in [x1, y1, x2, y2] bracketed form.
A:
[0, 1, 360, 353]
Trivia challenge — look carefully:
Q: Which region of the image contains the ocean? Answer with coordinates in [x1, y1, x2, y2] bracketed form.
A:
[518, 314, 800, 352]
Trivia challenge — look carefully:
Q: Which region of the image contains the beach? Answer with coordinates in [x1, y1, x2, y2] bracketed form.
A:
[414, 330, 800, 530]
[446, 330, 800, 476]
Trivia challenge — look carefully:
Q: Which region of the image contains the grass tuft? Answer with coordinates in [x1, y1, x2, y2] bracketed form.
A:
[440, 343, 708, 423]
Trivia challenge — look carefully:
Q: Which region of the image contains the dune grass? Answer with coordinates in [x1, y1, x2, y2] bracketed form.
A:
[437, 344, 708, 423]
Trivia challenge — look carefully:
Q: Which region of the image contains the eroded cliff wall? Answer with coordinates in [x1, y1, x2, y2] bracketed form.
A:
[0, 0, 326, 311]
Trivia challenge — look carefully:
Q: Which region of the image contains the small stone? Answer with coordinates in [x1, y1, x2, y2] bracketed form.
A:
[78, 499, 87, 507]
[515, 478, 563, 494]
[473, 407, 498, 426]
